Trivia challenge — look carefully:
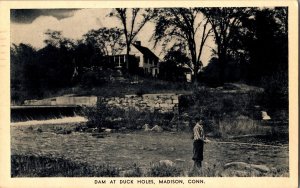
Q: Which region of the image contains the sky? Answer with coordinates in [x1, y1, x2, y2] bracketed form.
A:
[11, 9, 214, 66]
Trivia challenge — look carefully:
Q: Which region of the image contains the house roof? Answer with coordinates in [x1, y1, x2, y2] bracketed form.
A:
[107, 43, 160, 60]
[132, 44, 159, 60]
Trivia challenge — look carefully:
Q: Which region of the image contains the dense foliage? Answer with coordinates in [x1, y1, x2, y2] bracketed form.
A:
[82, 99, 176, 130]
[11, 7, 288, 110]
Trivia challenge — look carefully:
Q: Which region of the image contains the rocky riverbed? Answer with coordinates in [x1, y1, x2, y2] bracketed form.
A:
[11, 123, 289, 177]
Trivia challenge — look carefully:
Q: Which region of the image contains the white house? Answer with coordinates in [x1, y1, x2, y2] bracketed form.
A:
[105, 41, 160, 77]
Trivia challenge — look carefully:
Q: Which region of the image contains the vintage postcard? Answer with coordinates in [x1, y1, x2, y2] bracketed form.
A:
[0, 0, 298, 188]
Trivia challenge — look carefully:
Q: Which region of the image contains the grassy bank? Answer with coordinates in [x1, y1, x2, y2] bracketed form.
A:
[14, 76, 193, 104]
[11, 154, 288, 177]
[11, 154, 119, 177]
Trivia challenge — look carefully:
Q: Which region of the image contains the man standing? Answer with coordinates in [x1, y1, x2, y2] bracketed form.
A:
[192, 117, 205, 170]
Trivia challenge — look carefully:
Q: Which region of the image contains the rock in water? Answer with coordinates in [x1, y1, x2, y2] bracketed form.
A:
[250, 164, 270, 173]
[104, 128, 113, 133]
[261, 111, 271, 120]
[224, 162, 249, 169]
[142, 124, 151, 131]
[159, 160, 174, 167]
[224, 162, 270, 173]
[151, 125, 163, 132]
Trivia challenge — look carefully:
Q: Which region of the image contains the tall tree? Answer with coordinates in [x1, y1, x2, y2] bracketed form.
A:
[164, 49, 191, 67]
[83, 27, 125, 56]
[109, 8, 156, 68]
[202, 8, 250, 83]
[160, 49, 191, 81]
[242, 8, 288, 108]
[11, 43, 37, 102]
[44, 29, 76, 50]
[237, 8, 288, 82]
[152, 8, 212, 81]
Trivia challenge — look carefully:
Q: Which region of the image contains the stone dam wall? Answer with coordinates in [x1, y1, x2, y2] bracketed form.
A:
[23, 93, 180, 113]
[24, 95, 97, 107]
[101, 93, 179, 113]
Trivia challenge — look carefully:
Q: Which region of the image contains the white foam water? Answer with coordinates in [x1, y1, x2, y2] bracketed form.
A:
[11, 116, 88, 126]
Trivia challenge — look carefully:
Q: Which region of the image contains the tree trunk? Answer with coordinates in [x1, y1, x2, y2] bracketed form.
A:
[193, 63, 199, 84]
[218, 49, 226, 85]
[126, 46, 130, 69]
[189, 40, 198, 83]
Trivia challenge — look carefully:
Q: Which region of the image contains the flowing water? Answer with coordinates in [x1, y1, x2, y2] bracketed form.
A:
[11, 124, 289, 174]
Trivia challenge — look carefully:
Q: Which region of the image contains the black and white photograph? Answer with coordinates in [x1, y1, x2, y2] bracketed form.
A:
[1, 1, 297, 186]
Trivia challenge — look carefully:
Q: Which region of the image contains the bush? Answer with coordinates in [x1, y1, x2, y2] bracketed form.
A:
[215, 118, 261, 137]
[261, 71, 288, 110]
[179, 86, 271, 137]
[82, 100, 108, 129]
[148, 163, 182, 177]
[188, 163, 224, 177]
[123, 163, 143, 177]
[11, 154, 119, 177]
[181, 86, 263, 121]
[82, 98, 177, 130]
[79, 70, 107, 88]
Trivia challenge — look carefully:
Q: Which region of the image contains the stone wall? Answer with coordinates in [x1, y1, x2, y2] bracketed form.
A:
[101, 93, 179, 113]
[23, 93, 180, 113]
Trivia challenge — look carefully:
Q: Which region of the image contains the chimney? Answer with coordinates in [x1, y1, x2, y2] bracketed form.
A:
[135, 41, 141, 46]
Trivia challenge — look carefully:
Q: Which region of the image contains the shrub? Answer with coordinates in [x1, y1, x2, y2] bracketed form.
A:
[148, 163, 182, 177]
[181, 86, 263, 122]
[261, 71, 288, 110]
[188, 163, 224, 177]
[81, 100, 109, 129]
[123, 163, 143, 177]
[79, 69, 107, 88]
[11, 154, 119, 177]
[82, 99, 126, 129]
[179, 85, 274, 137]
[82, 99, 177, 130]
[216, 118, 262, 137]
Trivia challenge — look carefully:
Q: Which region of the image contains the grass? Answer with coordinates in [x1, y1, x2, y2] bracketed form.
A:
[122, 163, 143, 177]
[11, 154, 288, 177]
[69, 76, 193, 98]
[209, 118, 266, 138]
[12, 74, 193, 105]
[11, 154, 120, 177]
[148, 163, 182, 177]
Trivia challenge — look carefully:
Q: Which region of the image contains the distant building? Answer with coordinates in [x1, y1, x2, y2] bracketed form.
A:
[105, 41, 160, 77]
